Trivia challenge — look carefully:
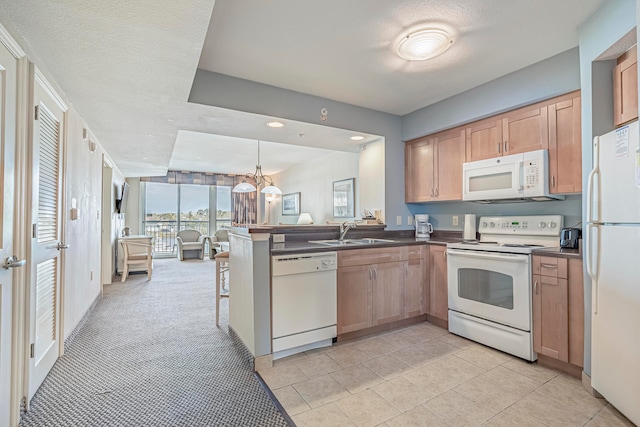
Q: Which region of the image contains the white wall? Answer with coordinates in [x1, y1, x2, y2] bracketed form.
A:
[124, 177, 141, 235]
[63, 106, 126, 338]
[271, 151, 359, 225]
[359, 139, 385, 223]
[190, 71, 411, 229]
[577, 0, 636, 376]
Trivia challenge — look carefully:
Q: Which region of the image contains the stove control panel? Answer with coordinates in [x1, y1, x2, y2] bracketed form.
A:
[478, 215, 564, 236]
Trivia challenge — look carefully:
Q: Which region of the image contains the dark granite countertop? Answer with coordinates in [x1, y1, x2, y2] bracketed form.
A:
[531, 246, 582, 259]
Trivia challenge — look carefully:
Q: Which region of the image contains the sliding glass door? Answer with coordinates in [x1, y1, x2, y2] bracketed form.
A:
[143, 182, 231, 257]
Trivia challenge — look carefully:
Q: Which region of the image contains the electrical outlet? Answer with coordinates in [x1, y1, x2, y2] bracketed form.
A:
[272, 234, 285, 243]
[396, 216, 402, 226]
[452, 215, 459, 226]
[407, 215, 413, 225]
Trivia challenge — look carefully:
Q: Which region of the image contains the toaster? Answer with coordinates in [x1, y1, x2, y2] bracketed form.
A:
[560, 228, 581, 249]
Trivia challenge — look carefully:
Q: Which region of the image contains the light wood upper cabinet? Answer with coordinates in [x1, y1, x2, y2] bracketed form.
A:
[405, 128, 465, 203]
[613, 46, 638, 127]
[532, 255, 584, 367]
[502, 103, 549, 155]
[405, 137, 435, 203]
[406, 91, 583, 203]
[428, 245, 448, 322]
[433, 128, 466, 201]
[549, 92, 582, 194]
[466, 118, 503, 162]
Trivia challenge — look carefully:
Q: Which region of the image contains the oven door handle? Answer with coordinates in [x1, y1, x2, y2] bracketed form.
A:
[446, 248, 529, 262]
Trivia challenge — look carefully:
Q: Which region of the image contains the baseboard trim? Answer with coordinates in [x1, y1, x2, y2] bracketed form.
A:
[337, 315, 427, 342]
[64, 293, 101, 351]
[537, 354, 582, 379]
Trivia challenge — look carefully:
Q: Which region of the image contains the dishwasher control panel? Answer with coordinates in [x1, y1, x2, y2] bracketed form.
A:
[272, 251, 338, 276]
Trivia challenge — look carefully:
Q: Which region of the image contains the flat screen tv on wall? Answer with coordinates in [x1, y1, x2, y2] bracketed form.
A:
[116, 182, 129, 214]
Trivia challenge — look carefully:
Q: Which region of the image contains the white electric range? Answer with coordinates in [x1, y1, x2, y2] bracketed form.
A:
[446, 215, 564, 361]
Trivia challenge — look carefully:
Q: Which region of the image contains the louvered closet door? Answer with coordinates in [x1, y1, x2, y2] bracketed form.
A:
[28, 68, 66, 399]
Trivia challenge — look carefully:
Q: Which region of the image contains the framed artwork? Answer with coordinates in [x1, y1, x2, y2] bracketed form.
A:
[333, 178, 355, 218]
[282, 192, 301, 215]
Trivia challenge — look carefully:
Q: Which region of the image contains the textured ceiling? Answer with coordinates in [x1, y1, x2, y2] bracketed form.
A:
[0, 0, 607, 177]
[199, 0, 606, 115]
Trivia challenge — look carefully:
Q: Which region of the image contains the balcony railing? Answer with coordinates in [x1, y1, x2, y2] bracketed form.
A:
[143, 219, 231, 256]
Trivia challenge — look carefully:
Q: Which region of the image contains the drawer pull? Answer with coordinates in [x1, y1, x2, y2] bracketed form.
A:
[540, 263, 557, 269]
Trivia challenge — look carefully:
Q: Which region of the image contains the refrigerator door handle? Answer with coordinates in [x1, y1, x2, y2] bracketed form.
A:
[587, 136, 600, 223]
[586, 223, 599, 314]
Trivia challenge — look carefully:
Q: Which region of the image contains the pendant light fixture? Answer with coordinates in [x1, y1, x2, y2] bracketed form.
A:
[232, 140, 283, 195]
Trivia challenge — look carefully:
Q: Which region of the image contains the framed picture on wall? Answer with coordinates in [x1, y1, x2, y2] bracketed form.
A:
[333, 178, 355, 218]
[282, 192, 301, 215]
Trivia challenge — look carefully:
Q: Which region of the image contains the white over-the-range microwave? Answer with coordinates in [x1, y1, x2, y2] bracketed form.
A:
[462, 149, 564, 203]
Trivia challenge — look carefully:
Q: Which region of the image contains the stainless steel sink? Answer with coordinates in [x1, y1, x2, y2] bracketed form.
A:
[309, 238, 394, 246]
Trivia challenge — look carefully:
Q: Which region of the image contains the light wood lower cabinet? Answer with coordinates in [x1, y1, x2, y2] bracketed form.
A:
[336, 264, 372, 334]
[337, 245, 427, 336]
[532, 255, 584, 367]
[428, 245, 448, 322]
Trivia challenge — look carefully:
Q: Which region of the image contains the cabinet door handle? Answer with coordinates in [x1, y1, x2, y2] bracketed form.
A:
[404, 265, 408, 274]
[430, 188, 433, 197]
[369, 269, 372, 280]
[504, 141, 508, 153]
[435, 188, 439, 197]
[551, 176, 555, 188]
[534, 280, 538, 295]
[541, 263, 557, 269]
[443, 250, 447, 260]
[497, 142, 501, 154]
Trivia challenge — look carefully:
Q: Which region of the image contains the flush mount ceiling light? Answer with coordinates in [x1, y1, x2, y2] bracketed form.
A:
[267, 121, 284, 128]
[397, 29, 452, 61]
[350, 135, 365, 141]
[232, 140, 282, 195]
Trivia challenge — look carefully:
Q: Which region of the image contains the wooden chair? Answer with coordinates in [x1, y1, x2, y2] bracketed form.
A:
[215, 251, 230, 326]
[120, 240, 153, 282]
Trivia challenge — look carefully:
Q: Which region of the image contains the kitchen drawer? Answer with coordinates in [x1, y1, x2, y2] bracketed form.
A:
[401, 245, 425, 261]
[533, 256, 567, 278]
[338, 247, 402, 267]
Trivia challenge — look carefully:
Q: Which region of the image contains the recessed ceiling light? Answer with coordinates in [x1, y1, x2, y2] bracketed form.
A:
[350, 135, 365, 141]
[267, 121, 284, 128]
[397, 29, 452, 61]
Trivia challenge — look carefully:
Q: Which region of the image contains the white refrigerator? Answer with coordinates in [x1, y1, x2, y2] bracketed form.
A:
[587, 120, 640, 425]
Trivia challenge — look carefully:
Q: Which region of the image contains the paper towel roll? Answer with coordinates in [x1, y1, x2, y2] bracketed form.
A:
[464, 214, 477, 241]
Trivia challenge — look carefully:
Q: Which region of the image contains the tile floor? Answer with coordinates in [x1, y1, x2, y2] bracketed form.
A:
[258, 322, 635, 427]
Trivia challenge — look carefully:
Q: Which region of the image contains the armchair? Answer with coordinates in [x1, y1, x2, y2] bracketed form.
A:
[208, 229, 229, 259]
[176, 230, 206, 260]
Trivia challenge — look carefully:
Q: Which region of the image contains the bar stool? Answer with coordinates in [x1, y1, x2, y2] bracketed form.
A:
[215, 251, 230, 326]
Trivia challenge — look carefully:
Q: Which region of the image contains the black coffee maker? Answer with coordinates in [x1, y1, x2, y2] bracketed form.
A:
[560, 228, 581, 249]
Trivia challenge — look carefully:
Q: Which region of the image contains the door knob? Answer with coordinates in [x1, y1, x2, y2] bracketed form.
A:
[56, 242, 70, 250]
[3, 256, 26, 269]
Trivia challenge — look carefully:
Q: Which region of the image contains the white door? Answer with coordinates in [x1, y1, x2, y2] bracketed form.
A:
[28, 68, 66, 399]
[0, 39, 21, 427]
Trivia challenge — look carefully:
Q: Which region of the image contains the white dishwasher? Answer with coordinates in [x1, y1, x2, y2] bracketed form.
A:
[271, 251, 337, 359]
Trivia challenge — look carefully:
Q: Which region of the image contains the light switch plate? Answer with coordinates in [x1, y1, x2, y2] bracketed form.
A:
[273, 234, 285, 243]
[396, 216, 402, 226]
[452, 215, 459, 226]
[408, 215, 413, 225]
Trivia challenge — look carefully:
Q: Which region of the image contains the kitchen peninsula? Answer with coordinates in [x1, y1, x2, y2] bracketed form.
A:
[227, 224, 462, 370]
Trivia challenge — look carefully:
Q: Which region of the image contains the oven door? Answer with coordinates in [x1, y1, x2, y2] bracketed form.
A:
[447, 248, 531, 331]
